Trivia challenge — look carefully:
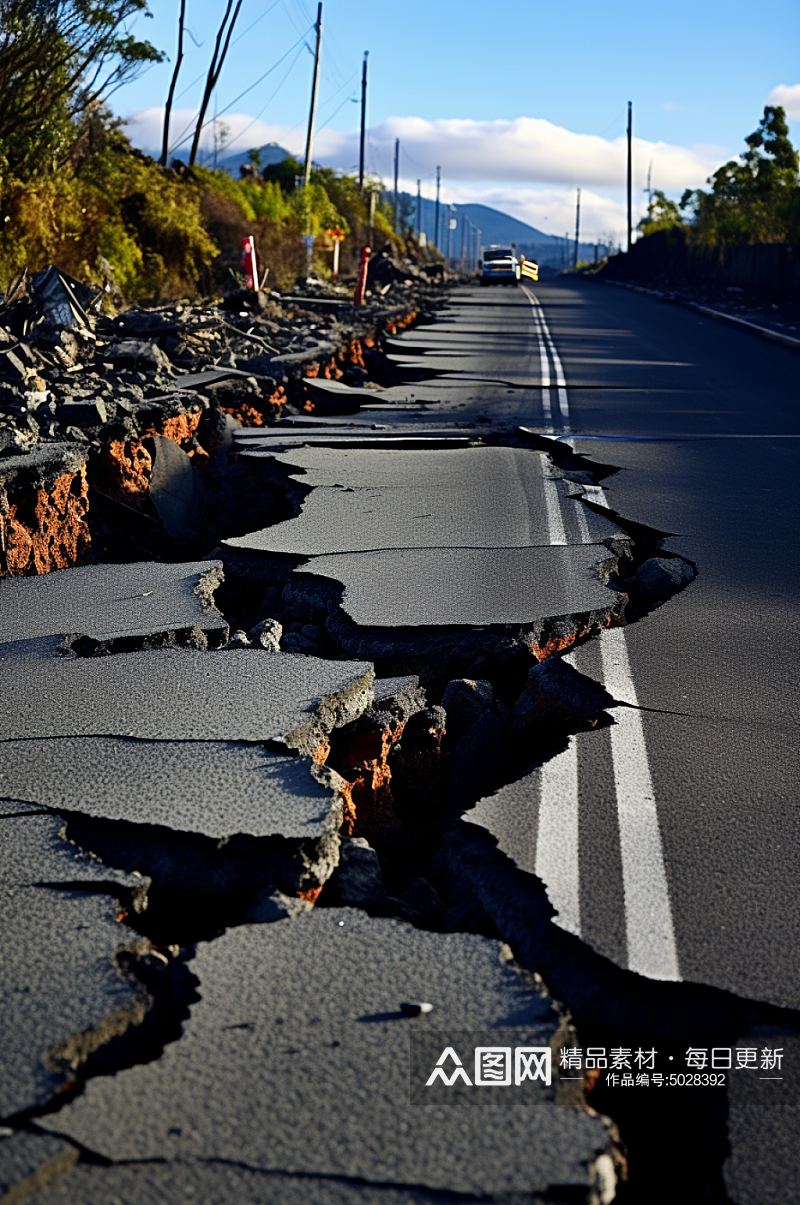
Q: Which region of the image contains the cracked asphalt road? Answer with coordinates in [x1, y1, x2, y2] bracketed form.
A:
[2, 278, 798, 1205]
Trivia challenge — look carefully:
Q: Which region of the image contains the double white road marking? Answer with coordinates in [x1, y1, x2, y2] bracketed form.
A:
[521, 284, 681, 982]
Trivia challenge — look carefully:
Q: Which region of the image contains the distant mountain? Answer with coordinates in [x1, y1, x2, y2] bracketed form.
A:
[216, 142, 293, 178]
[455, 203, 556, 247]
[390, 194, 602, 268]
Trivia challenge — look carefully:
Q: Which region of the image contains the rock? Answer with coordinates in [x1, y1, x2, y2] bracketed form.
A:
[441, 678, 494, 741]
[399, 1001, 434, 1016]
[401, 877, 446, 927]
[228, 629, 251, 647]
[249, 617, 282, 650]
[448, 707, 510, 815]
[247, 888, 314, 923]
[105, 339, 171, 372]
[56, 399, 107, 427]
[513, 657, 616, 732]
[634, 556, 696, 602]
[282, 631, 316, 654]
[335, 837, 385, 906]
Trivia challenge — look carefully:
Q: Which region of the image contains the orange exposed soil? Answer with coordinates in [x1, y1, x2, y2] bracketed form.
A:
[1, 467, 90, 576]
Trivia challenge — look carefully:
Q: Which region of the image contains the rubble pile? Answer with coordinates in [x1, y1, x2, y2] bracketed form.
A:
[0, 265, 447, 575]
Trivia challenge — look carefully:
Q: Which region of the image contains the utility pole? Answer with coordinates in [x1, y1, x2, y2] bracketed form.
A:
[645, 160, 653, 211]
[302, 3, 323, 190]
[573, 188, 581, 269]
[434, 165, 441, 249]
[626, 100, 633, 252]
[416, 179, 421, 238]
[358, 51, 368, 191]
[393, 138, 400, 233]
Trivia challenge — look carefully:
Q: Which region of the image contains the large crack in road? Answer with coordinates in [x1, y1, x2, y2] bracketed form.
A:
[1, 279, 797, 1205]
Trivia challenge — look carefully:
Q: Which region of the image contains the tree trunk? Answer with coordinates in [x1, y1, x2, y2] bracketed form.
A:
[188, 0, 242, 168]
[160, 0, 186, 167]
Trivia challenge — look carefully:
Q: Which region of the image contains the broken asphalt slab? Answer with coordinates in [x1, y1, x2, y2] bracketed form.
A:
[0, 648, 373, 754]
[0, 559, 227, 648]
[221, 445, 628, 664]
[40, 911, 619, 1201]
[299, 544, 621, 628]
[0, 738, 348, 844]
[0, 802, 148, 1118]
[225, 446, 624, 556]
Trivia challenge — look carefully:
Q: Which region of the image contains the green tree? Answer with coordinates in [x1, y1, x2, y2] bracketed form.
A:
[637, 190, 682, 237]
[0, 0, 163, 177]
[681, 106, 800, 243]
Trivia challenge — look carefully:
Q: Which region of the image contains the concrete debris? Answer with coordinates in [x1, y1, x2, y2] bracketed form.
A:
[40, 912, 617, 1199]
[248, 616, 282, 649]
[227, 628, 251, 647]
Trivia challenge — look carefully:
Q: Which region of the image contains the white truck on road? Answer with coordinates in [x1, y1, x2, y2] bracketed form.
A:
[479, 245, 538, 285]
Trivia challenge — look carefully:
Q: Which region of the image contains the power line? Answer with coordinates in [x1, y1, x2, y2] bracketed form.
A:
[222, 42, 306, 152]
[169, 28, 312, 156]
[315, 90, 358, 136]
[175, 0, 282, 103]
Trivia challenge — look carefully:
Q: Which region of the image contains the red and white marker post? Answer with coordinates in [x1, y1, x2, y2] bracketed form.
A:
[353, 245, 370, 306]
[242, 236, 259, 291]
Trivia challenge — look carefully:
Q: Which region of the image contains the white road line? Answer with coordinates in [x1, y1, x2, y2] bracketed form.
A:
[541, 474, 567, 545]
[536, 742, 581, 936]
[521, 287, 680, 981]
[521, 285, 555, 429]
[600, 628, 681, 981]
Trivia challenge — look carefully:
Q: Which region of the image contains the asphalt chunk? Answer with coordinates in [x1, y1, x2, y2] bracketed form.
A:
[0, 649, 373, 754]
[0, 560, 227, 647]
[41, 911, 617, 1199]
[0, 738, 347, 842]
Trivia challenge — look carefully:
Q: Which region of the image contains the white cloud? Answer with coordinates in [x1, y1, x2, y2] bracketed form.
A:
[313, 115, 727, 193]
[123, 107, 308, 161]
[126, 107, 729, 197]
[767, 84, 800, 120]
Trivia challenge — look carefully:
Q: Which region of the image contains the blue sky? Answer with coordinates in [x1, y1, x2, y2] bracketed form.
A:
[113, 0, 800, 244]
